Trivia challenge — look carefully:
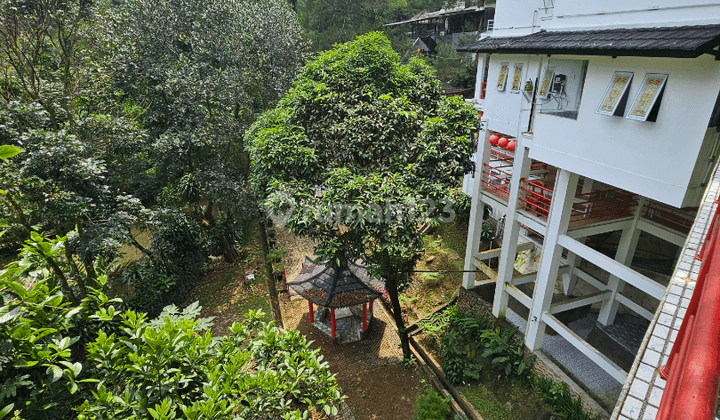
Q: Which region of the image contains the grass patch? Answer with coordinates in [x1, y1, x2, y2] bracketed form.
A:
[184, 219, 275, 328]
[435, 219, 469, 260]
[461, 386, 518, 420]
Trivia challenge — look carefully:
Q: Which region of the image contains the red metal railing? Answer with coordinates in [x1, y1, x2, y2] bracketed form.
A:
[656, 201, 720, 420]
[481, 163, 511, 202]
[642, 201, 696, 234]
[519, 178, 552, 217]
[570, 188, 637, 224]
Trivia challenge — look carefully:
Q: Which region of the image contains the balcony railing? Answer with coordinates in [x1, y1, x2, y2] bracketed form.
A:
[641, 201, 696, 234]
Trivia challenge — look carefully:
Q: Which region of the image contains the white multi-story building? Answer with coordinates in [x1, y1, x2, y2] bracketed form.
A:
[457, 1, 720, 417]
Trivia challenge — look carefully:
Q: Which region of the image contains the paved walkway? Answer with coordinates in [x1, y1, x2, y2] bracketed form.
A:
[611, 161, 720, 420]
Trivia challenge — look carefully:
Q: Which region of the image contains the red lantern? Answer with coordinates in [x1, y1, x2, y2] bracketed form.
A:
[507, 140, 516, 152]
[489, 133, 499, 146]
[498, 136, 509, 148]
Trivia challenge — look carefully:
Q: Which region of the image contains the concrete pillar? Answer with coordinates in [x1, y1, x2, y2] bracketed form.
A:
[562, 240, 584, 295]
[526, 169, 579, 350]
[597, 197, 645, 325]
[492, 140, 532, 318]
[463, 129, 491, 289]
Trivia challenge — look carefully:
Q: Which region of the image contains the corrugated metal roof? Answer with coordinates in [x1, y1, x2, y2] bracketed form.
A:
[455, 24, 720, 57]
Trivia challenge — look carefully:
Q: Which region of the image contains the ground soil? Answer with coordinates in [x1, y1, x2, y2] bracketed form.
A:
[282, 296, 427, 420]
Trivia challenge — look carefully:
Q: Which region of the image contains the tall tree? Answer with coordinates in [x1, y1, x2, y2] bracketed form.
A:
[246, 32, 476, 359]
[112, 0, 309, 263]
[0, 0, 149, 304]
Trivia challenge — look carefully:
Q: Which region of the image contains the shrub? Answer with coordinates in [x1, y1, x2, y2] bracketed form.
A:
[413, 381, 453, 420]
[480, 327, 535, 378]
[535, 378, 602, 420]
[122, 211, 210, 316]
[78, 306, 344, 419]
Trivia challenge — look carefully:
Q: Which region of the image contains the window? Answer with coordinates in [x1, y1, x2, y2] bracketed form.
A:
[626, 73, 668, 122]
[510, 63, 524, 92]
[538, 59, 589, 120]
[596, 71, 634, 117]
[496, 62, 509, 91]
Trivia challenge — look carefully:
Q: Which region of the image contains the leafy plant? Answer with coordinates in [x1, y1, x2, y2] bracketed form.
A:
[535, 378, 602, 420]
[267, 247, 288, 263]
[401, 355, 417, 369]
[413, 381, 453, 420]
[78, 307, 344, 419]
[0, 234, 122, 420]
[480, 327, 535, 378]
[481, 223, 496, 243]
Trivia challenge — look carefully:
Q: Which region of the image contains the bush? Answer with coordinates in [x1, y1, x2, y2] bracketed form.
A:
[122, 211, 210, 316]
[535, 378, 603, 420]
[78, 306, 344, 419]
[413, 381, 453, 420]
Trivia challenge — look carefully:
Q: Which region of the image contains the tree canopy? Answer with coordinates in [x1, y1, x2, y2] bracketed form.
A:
[246, 32, 477, 358]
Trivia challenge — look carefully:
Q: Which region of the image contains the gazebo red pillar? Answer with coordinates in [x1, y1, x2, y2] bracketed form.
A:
[369, 300, 374, 313]
[362, 303, 367, 332]
[308, 301, 314, 323]
[330, 308, 336, 338]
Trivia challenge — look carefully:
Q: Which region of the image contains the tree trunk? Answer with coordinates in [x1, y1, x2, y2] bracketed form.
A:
[386, 275, 411, 360]
[258, 219, 283, 328]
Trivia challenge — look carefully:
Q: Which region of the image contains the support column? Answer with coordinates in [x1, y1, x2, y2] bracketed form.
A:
[597, 198, 645, 325]
[362, 303, 367, 332]
[526, 169, 579, 350]
[562, 240, 584, 295]
[492, 140, 532, 318]
[463, 129, 492, 289]
[308, 301, 314, 323]
[330, 308, 336, 338]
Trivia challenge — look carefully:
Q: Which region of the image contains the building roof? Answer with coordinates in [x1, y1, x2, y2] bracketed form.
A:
[385, 6, 484, 27]
[287, 257, 384, 308]
[456, 24, 720, 57]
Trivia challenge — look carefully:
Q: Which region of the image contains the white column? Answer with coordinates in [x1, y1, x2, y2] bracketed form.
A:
[526, 169, 579, 350]
[463, 129, 491, 289]
[492, 140, 532, 318]
[562, 243, 582, 295]
[597, 197, 645, 325]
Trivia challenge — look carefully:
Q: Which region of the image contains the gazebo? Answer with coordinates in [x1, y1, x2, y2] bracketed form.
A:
[288, 257, 385, 343]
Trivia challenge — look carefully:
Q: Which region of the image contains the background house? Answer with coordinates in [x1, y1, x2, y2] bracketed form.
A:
[456, 0, 720, 416]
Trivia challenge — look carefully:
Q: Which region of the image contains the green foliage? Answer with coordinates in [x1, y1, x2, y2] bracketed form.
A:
[401, 354, 417, 369]
[121, 211, 210, 317]
[481, 223, 496, 243]
[423, 41, 477, 89]
[535, 378, 603, 420]
[1, 234, 344, 419]
[479, 327, 534, 379]
[112, 0, 309, 264]
[297, 0, 445, 52]
[267, 247, 288, 263]
[77, 307, 343, 419]
[413, 381, 453, 420]
[0, 234, 121, 420]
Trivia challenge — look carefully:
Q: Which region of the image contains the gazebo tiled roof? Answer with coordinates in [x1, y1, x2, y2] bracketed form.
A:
[287, 257, 385, 308]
